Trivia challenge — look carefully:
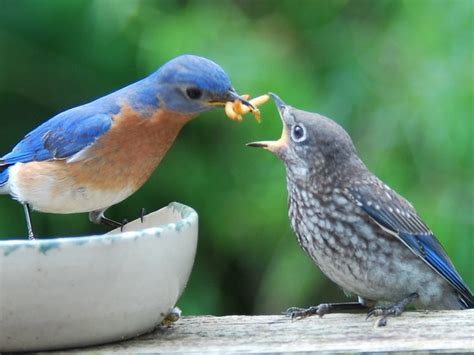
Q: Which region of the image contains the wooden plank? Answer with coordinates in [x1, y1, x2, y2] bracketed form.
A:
[41, 310, 474, 353]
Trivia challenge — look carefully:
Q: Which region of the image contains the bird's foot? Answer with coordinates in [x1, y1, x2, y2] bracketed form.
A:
[140, 207, 146, 223]
[100, 216, 126, 230]
[99, 215, 128, 232]
[89, 210, 129, 231]
[286, 301, 367, 320]
[161, 307, 182, 327]
[366, 293, 418, 327]
[119, 219, 128, 232]
[286, 304, 331, 320]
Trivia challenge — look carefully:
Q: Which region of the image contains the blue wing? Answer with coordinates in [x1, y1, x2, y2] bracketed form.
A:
[0, 75, 161, 187]
[347, 179, 474, 308]
[0, 106, 113, 187]
[1, 109, 113, 166]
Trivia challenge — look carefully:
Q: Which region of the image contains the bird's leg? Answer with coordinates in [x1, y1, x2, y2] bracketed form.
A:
[366, 292, 419, 327]
[120, 219, 129, 232]
[89, 209, 127, 230]
[140, 207, 146, 223]
[22, 203, 36, 240]
[286, 302, 369, 319]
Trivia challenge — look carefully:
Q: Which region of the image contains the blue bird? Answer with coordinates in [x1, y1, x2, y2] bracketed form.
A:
[248, 94, 473, 326]
[0, 55, 253, 239]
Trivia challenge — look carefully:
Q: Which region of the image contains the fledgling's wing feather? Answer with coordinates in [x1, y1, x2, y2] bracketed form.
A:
[1, 110, 113, 165]
[346, 178, 474, 308]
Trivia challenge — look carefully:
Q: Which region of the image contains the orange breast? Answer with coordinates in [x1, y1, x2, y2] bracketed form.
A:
[14, 105, 196, 205]
[70, 104, 196, 191]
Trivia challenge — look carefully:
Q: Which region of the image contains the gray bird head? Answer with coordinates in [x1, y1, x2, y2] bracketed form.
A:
[248, 93, 362, 183]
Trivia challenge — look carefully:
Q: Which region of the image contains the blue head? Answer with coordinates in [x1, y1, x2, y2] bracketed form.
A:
[152, 55, 250, 114]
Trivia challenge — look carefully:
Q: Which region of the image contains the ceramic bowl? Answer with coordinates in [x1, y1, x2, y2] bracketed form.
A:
[0, 202, 198, 352]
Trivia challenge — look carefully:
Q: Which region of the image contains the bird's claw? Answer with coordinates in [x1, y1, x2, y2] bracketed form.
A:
[285, 307, 304, 319]
[366, 293, 418, 327]
[120, 219, 129, 232]
[140, 207, 146, 223]
[286, 304, 330, 320]
[366, 305, 403, 319]
[366, 305, 401, 327]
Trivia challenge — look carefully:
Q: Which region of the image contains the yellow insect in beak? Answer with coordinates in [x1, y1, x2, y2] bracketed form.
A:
[225, 94, 270, 123]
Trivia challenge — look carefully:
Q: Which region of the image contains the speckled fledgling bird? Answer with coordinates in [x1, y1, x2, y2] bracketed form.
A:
[248, 94, 473, 326]
[0, 55, 253, 239]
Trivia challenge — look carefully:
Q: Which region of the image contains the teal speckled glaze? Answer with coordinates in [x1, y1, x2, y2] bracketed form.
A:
[0, 202, 197, 257]
[175, 220, 186, 232]
[172, 202, 195, 219]
[38, 240, 62, 255]
[3, 242, 35, 257]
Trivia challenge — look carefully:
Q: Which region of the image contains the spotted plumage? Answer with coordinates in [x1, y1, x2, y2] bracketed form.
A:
[248, 93, 473, 325]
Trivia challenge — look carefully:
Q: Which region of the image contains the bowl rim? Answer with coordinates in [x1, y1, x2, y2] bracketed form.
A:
[0, 202, 198, 252]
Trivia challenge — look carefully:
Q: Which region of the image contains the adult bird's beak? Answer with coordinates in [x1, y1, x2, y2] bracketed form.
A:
[246, 92, 289, 154]
[226, 89, 256, 110]
[209, 88, 256, 110]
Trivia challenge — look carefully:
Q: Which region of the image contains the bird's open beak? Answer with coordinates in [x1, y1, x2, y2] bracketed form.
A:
[208, 89, 256, 110]
[247, 141, 277, 149]
[246, 135, 288, 154]
[246, 92, 289, 154]
[269, 92, 286, 112]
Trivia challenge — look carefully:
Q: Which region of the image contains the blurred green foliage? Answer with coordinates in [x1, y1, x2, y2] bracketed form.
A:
[0, 0, 472, 315]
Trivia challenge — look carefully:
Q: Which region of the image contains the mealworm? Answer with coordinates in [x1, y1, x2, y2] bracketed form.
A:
[225, 94, 270, 123]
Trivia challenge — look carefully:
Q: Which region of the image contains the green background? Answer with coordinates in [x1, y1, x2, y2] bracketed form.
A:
[0, 0, 472, 315]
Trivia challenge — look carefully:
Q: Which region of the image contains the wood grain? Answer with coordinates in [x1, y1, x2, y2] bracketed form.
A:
[40, 310, 474, 353]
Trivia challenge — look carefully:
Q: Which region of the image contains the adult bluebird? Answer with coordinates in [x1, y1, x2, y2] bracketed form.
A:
[0, 55, 253, 239]
[248, 94, 473, 326]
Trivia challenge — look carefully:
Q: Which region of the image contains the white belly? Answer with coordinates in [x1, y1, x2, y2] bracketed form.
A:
[8, 163, 137, 214]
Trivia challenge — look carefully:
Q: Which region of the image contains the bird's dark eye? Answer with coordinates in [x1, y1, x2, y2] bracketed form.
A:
[291, 124, 306, 142]
[186, 87, 203, 100]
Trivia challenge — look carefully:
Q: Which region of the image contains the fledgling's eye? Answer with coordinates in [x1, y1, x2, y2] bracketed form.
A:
[186, 87, 203, 100]
[291, 124, 306, 143]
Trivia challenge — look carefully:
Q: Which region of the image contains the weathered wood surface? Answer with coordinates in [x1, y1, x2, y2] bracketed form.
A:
[43, 310, 473, 353]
